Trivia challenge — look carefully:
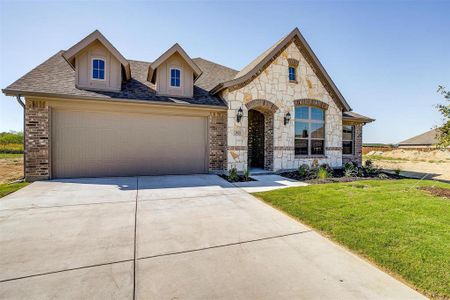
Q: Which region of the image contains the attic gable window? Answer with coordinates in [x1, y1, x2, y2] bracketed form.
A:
[289, 66, 296, 81]
[92, 59, 105, 80]
[170, 68, 181, 87]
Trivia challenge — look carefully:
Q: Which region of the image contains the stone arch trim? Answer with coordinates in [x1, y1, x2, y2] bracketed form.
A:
[245, 99, 279, 114]
[293, 98, 329, 110]
[287, 58, 299, 67]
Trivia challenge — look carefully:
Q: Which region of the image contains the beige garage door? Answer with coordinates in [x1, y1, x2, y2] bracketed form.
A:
[52, 109, 208, 178]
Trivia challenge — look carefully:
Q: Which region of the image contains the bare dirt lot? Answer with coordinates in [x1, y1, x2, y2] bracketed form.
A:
[364, 149, 450, 181]
[0, 154, 23, 184]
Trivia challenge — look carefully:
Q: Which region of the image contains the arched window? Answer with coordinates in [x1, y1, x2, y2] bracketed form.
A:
[170, 68, 181, 87]
[295, 106, 325, 155]
[92, 58, 105, 80]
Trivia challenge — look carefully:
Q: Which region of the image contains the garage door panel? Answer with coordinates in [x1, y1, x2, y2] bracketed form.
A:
[52, 110, 207, 178]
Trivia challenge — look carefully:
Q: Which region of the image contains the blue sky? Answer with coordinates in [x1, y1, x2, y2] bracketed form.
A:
[1, 0, 449, 143]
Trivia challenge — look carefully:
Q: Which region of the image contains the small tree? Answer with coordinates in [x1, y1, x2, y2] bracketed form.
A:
[436, 86, 450, 148]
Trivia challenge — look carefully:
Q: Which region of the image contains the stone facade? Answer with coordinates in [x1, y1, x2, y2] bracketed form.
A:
[208, 112, 227, 172]
[342, 123, 363, 166]
[222, 41, 343, 172]
[25, 99, 50, 181]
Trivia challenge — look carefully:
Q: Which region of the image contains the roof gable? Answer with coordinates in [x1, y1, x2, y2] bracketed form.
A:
[147, 43, 202, 81]
[399, 128, 440, 146]
[211, 28, 351, 112]
[63, 30, 131, 80]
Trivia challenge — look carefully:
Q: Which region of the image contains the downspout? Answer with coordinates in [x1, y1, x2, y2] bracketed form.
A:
[16, 95, 26, 181]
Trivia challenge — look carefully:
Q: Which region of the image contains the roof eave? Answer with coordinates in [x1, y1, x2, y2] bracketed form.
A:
[1, 89, 227, 110]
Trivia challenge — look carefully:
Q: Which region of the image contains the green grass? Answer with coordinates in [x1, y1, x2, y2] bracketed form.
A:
[0, 153, 23, 159]
[254, 180, 450, 299]
[364, 155, 409, 161]
[0, 182, 29, 198]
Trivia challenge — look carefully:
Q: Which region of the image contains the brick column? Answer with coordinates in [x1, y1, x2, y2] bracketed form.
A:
[25, 99, 50, 181]
[208, 112, 227, 172]
[354, 124, 363, 166]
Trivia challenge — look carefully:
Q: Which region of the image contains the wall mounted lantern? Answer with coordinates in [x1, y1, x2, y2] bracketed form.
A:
[236, 107, 244, 123]
[284, 112, 291, 125]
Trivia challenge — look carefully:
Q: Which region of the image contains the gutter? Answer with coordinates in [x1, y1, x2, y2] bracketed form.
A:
[15, 95, 26, 181]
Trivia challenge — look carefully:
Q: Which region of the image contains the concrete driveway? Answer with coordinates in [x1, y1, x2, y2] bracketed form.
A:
[0, 175, 424, 299]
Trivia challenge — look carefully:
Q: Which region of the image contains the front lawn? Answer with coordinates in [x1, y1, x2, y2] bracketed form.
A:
[254, 179, 450, 299]
[0, 182, 29, 198]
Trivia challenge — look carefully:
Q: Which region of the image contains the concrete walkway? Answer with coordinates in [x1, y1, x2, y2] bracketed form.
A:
[0, 175, 425, 299]
[233, 174, 308, 192]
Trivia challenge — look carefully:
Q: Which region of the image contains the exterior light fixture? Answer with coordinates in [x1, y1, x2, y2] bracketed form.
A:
[284, 112, 291, 125]
[236, 107, 243, 123]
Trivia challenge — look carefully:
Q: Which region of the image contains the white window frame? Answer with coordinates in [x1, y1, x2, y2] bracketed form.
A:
[91, 57, 106, 81]
[169, 67, 182, 88]
[342, 125, 355, 155]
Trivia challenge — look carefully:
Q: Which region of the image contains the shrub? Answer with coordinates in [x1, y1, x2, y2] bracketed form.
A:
[317, 166, 330, 179]
[0, 132, 23, 145]
[394, 168, 401, 176]
[228, 168, 239, 182]
[363, 159, 379, 176]
[0, 143, 24, 154]
[378, 173, 389, 179]
[243, 169, 250, 181]
[297, 164, 309, 178]
[343, 162, 357, 177]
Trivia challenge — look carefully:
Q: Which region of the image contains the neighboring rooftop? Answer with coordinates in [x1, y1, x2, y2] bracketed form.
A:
[399, 128, 441, 146]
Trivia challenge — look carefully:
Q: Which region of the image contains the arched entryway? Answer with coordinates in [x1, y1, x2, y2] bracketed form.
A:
[245, 99, 278, 171]
[248, 110, 265, 168]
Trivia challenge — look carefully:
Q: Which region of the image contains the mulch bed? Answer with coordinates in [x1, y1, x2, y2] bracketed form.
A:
[279, 170, 401, 184]
[418, 187, 450, 199]
[219, 174, 256, 183]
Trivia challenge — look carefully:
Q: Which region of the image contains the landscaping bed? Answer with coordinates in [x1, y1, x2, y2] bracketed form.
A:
[253, 179, 450, 299]
[280, 160, 403, 184]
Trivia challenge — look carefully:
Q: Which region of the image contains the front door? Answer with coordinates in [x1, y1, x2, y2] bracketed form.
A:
[248, 109, 265, 168]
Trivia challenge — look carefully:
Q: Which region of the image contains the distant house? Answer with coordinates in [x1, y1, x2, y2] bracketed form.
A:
[398, 128, 443, 149]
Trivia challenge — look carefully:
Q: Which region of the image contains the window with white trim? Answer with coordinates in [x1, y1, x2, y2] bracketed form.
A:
[295, 106, 325, 156]
[342, 125, 354, 155]
[170, 68, 181, 87]
[92, 59, 105, 80]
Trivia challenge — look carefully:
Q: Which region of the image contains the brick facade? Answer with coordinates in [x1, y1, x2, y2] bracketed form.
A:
[208, 112, 227, 172]
[342, 123, 363, 166]
[25, 99, 50, 181]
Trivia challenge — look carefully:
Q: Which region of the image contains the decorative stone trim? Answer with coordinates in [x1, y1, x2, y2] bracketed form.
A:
[227, 146, 247, 151]
[208, 112, 227, 171]
[293, 99, 329, 110]
[274, 146, 295, 151]
[287, 58, 299, 67]
[245, 99, 279, 114]
[25, 99, 50, 181]
[325, 146, 342, 151]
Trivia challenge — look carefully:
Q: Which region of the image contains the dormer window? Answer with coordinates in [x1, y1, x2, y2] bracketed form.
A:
[170, 68, 181, 87]
[92, 58, 105, 80]
[289, 66, 296, 81]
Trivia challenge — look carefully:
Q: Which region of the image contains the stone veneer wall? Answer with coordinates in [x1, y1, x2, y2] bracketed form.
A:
[25, 99, 50, 181]
[208, 112, 227, 172]
[342, 123, 363, 166]
[222, 41, 343, 172]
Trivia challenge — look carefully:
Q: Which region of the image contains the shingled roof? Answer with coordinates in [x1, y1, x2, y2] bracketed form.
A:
[399, 128, 440, 146]
[3, 51, 237, 107]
